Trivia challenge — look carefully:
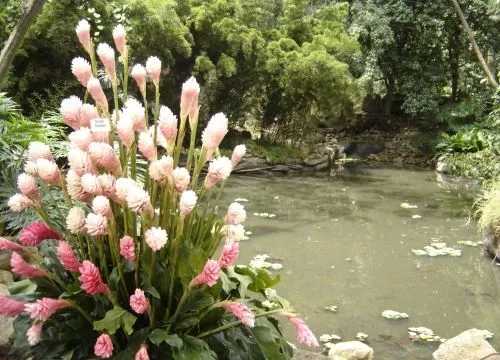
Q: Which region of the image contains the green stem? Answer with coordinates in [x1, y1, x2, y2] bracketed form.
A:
[174, 116, 187, 167]
[68, 300, 93, 324]
[186, 117, 198, 171]
[122, 47, 129, 102]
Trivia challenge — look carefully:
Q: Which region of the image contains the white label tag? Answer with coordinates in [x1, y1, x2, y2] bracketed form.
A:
[91, 118, 111, 132]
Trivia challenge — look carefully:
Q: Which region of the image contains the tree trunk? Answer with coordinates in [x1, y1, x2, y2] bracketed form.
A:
[0, 0, 46, 87]
[384, 78, 394, 118]
[450, 0, 498, 88]
[449, 22, 461, 101]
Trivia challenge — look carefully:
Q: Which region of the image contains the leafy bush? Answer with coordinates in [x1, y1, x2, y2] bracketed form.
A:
[435, 129, 487, 154]
[478, 181, 500, 237]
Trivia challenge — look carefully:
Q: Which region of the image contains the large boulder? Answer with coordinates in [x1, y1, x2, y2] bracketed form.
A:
[328, 341, 374, 360]
[433, 329, 498, 360]
[436, 161, 451, 174]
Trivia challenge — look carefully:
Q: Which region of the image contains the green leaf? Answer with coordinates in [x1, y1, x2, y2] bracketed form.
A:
[62, 349, 74, 360]
[145, 285, 161, 299]
[93, 306, 137, 335]
[173, 336, 217, 360]
[149, 329, 183, 348]
[226, 267, 253, 298]
[220, 271, 237, 294]
[8, 279, 37, 295]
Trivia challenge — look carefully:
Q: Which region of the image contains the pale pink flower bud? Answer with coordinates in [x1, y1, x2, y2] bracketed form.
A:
[60, 96, 83, 130]
[231, 144, 246, 167]
[36, 159, 62, 186]
[135, 344, 149, 360]
[71, 57, 92, 87]
[97, 43, 116, 79]
[28, 142, 54, 161]
[66, 170, 92, 202]
[204, 156, 232, 188]
[221, 301, 255, 327]
[81, 173, 103, 195]
[202, 113, 228, 156]
[131, 64, 147, 91]
[173, 167, 190, 192]
[19, 222, 62, 246]
[69, 127, 93, 151]
[25, 298, 69, 321]
[225, 202, 246, 225]
[24, 160, 38, 176]
[0, 237, 24, 252]
[27, 322, 42, 346]
[76, 19, 92, 53]
[66, 206, 86, 235]
[126, 187, 152, 214]
[0, 295, 25, 316]
[117, 113, 135, 148]
[158, 106, 178, 142]
[87, 76, 108, 112]
[149, 125, 168, 150]
[119, 236, 135, 261]
[11, 252, 45, 277]
[115, 177, 137, 202]
[68, 148, 98, 176]
[149, 156, 174, 183]
[138, 132, 156, 161]
[17, 173, 40, 201]
[113, 24, 127, 54]
[180, 76, 200, 122]
[88, 142, 122, 176]
[8, 193, 33, 212]
[94, 333, 113, 358]
[129, 288, 150, 314]
[92, 196, 112, 218]
[85, 213, 108, 236]
[287, 316, 319, 347]
[144, 227, 167, 251]
[190, 259, 220, 287]
[80, 103, 99, 128]
[179, 190, 197, 216]
[79, 260, 109, 295]
[218, 240, 239, 268]
[124, 98, 147, 132]
[146, 56, 161, 86]
[98, 174, 117, 200]
[222, 224, 246, 242]
[57, 241, 82, 272]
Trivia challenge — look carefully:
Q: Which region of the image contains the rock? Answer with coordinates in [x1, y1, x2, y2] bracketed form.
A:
[314, 161, 330, 171]
[294, 349, 329, 360]
[328, 341, 374, 360]
[381, 310, 409, 319]
[0, 284, 14, 346]
[0, 251, 10, 270]
[436, 161, 451, 174]
[433, 329, 498, 360]
[483, 228, 500, 261]
[0, 270, 13, 285]
[304, 154, 329, 167]
[271, 165, 290, 173]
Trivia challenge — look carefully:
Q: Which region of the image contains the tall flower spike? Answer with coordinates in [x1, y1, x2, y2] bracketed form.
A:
[179, 190, 197, 217]
[190, 259, 220, 287]
[149, 156, 173, 182]
[66, 169, 93, 203]
[138, 132, 157, 161]
[68, 148, 97, 176]
[98, 174, 117, 200]
[88, 142, 122, 176]
[66, 206, 86, 235]
[180, 76, 200, 123]
[69, 128, 93, 151]
[131, 64, 147, 93]
[202, 113, 228, 157]
[19, 222, 62, 246]
[0, 237, 24, 252]
[92, 196, 112, 218]
[36, 159, 62, 186]
[85, 213, 108, 236]
[144, 227, 168, 251]
[119, 236, 135, 261]
[149, 125, 168, 150]
[225, 202, 246, 225]
[173, 167, 190, 193]
[92, 125, 110, 144]
[87, 76, 108, 112]
[0, 295, 25, 316]
[146, 56, 161, 86]
[57, 241, 82, 272]
[204, 156, 232, 189]
[11, 253, 45, 277]
[126, 187, 153, 214]
[25, 298, 70, 321]
[75, 19, 92, 53]
[79, 260, 109, 295]
[117, 112, 135, 148]
[135, 344, 149, 360]
[221, 302, 255, 327]
[286, 315, 319, 347]
[231, 144, 246, 168]
[71, 57, 92, 87]
[80, 103, 99, 128]
[115, 178, 137, 202]
[124, 98, 146, 132]
[94, 333, 113, 358]
[129, 289, 150, 314]
[27, 322, 42, 346]
[28, 142, 54, 162]
[218, 240, 239, 269]
[8, 194, 33, 213]
[60, 96, 83, 130]
[96, 43, 116, 79]
[222, 224, 246, 242]
[158, 106, 178, 144]
[81, 173, 103, 195]
[113, 24, 127, 55]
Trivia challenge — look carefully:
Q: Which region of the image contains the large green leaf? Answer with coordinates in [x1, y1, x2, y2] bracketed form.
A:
[173, 336, 217, 360]
[93, 305, 137, 335]
[9, 279, 37, 295]
[226, 267, 253, 298]
[149, 329, 183, 347]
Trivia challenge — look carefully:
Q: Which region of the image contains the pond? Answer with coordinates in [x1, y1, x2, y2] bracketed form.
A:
[223, 167, 500, 359]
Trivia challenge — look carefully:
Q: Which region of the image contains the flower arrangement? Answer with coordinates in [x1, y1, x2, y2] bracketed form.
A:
[1, 20, 318, 359]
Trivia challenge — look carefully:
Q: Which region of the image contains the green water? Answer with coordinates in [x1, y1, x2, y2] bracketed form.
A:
[223, 167, 500, 359]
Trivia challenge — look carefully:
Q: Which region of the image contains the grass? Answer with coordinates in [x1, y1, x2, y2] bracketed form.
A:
[243, 141, 305, 165]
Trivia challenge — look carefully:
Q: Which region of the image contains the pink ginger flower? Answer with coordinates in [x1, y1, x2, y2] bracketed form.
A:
[138, 132, 157, 161]
[71, 57, 92, 87]
[94, 333, 113, 358]
[113, 24, 127, 55]
[69, 127, 93, 151]
[92, 196, 112, 218]
[15, 173, 39, 201]
[149, 125, 168, 150]
[287, 316, 319, 347]
[24, 160, 38, 176]
[27, 322, 42, 346]
[119, 236, 135, 261]
[117, 113, 135, 148]
[131, 64, 147, 92]
[129, 289, 150, 314]
[0, 295, 25, 316]
[66, 206, 86, 235]
[221, 302, 255, 327]
[135, 344, 149, 360]
[144, 227, 168, 251]
[85, 213, 108, 236]
[81, 173, 103, 195]
[88, 142, 122, 176]
[57, 241, 82, 272]
[222, 224, 246, 242]
[76, 19, 92, 53]
[225, 202, 246, 225]
[180, 76, 200, 123]
[115, 178, 137, 202]
[87, 76, 108, 112]
[201, 113, 228, 156]
[126, 187, 152, 214]
[25, 298, 69, 321]
[28, 142, 54, 162]
[68, 148, 97, 176]
[66, 169, 93, 203]
[190, 259, 220, 287]
[149, 156, 173, 182]
[79, 260, 109, 295]
[0, 237, 24, 252]
[179, 190, 197, 217]
[218, 240, 239, 269]
[158, 106, 178, 143]
[60, 96, 83, 130]
[8, 193, 33, 212]
[231, 144, 246, 167]
[96, 43, 116, 79]
[19, 222, 62, 246]
[146, 56, 161, 86]
[98, 174, 117, 200]
[11, 253, 45, 277]
[92, 126, 110, 144]
[204, 156, 232, 189]
[36, 159, 62, 186]
[173, 167, 190, 192]
[80, 103, 99, 128]
[124, 98, 146, 132]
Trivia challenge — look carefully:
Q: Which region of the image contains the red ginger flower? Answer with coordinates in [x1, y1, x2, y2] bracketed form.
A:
[190, 259, 220, 287]
[221, 301, 255, 327]
[0, 295, 25, 316]
[25, 298, 70, 321]
[287, 316, 319, 347]
[11, 252, 45, 277]
[129, 289, 150, 314]
[0, 237, 24, 252]
[119, 236, 135, 261]
[19, 222, 62, 246]
[94, 333, 113, 358]
[218, 240, 239, 269]
[78, 260, 109, 295]
[57, 241, 82, 272]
